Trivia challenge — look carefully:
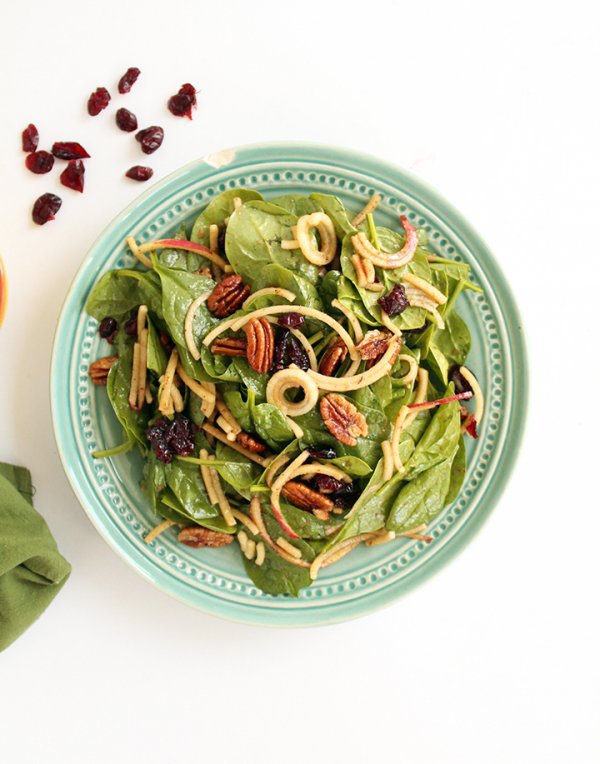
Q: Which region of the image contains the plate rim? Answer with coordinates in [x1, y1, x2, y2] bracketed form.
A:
[50, 141, 528, 627]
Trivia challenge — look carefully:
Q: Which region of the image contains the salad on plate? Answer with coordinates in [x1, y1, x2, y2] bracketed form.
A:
[86, 188, 484, 596]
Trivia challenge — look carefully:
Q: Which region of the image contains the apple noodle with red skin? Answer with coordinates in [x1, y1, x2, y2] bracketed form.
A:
[84, 187, 484, 596]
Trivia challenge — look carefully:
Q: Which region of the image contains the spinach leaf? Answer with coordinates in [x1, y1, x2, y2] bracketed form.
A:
[241, 509, 315, 596]
[146, 317, 167, 375]
[403, 384, 461, 480]
[429, 259, 482, 293]
[252, 403, 294, 449]
[225, 201, 320, 286]
[214, 442, 262, 499]
[86, 269, 163, 322]
[328, 455, 372, 477]
[324, 460, 403, 551]
[319, 270, 342, 313]
[445, 436, 466, 505]
[386, 455, 454, 532]
[231, 358, 268, 401]
[142, 454, 167, 515]
[251, 263, 322, 310]
[222, 389, 253, 432]
[309, 193, 357, 239]
[269, 194, 321, 217]
[106, 347, 150, 451]
[156, 224, 206, 272]
[190, 189, 263, 247]
[153, 260, 217, 379]
[280, 502, 343, 539]
[336, 275, 380, 327]
[160, 489, 235, 534]
[164, 459, 222, 523]
[187, 391, 206, 427]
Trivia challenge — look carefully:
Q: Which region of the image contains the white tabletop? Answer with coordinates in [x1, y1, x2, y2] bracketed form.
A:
[1, 1, 599, 762]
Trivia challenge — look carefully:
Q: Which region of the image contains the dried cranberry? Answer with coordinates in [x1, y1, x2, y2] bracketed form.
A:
[449, 365, 473, 395]
[405, 323, 428, 336]
[116, 107, 138, 132]
[98, 316, 118, 342]
[273, 328, 290, 372]
[22, 123, 39, 152]
[159, 333, 175, 353]
[167, 417, 196, 456]
[25, 151, 54, 174]
[124, 316, 138, 337]
[278, 312, 305, 329]
[52, 142, 90, 160]
[118, 67, 140, 94]
[125, 165, 153, 181]
[332, 482, 358, 508]
[308, 446, 337, 460]
[60, 160, 85, 193]
[378, 284, 409, 317]
[135, 126, 164, 155]
[32, 193, 62, 225]
[287, 335, 310, 371]
[313, 475, 346, 494]
[146, 419, 173, 463]
[87, 87, 111, 116]
[218, 226, 227, 253]
[167, 83, 197, 119]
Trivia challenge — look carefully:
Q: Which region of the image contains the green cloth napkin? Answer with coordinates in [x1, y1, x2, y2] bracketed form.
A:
[0, 462, 71, 651]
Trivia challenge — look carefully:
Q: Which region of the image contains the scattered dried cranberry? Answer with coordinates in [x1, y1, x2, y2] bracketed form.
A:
[32, 193, 62, 225]
[116, 107, 138, 132]
[273, 327, 290, 372]
[124, 316, 138, 337]
[135, 126, 164, 154]
[464, 415, 479, 439]
[378, 284, 409, 317]
[146, 416, 196, 463]
[60, 160, 85, 192]
[118, 67, 140, 94]
[278, 312, 305, 329]
[98, 316, 118, 342]
[287, 335, 310, 371]
[167, 83, 197, 119]
[308, 446, 337, 460]
[125, 165, 153, 182]
[25, 151, 54, 174]
[52, 141, 90, 160]
[87, 87, 111, 116]
[449, 365, 473, 395]
[22, 123, 39, 153]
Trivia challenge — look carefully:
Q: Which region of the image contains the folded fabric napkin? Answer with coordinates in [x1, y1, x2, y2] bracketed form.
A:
[0, 462, 71, 651]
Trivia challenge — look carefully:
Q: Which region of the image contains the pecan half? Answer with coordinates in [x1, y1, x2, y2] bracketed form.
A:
[207, 274, 250, 317]
[211, 337, 247, 356]
[282, 481, 334, 512]
[319, 338, 348, 376]
[236, 431, 267, 453]
[244, 318, 274, 374]
[320, 393, 368, 446]
[89, 355, 118, 385]
[177, 526, 234, 548]
[356, 329, 392, 360]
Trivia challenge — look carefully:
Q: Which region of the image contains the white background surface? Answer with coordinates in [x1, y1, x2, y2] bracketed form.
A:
[1, 1, 599, 762]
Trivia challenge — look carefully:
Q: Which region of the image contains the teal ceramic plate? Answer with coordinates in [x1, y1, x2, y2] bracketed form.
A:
[51, 143, 527, 627]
